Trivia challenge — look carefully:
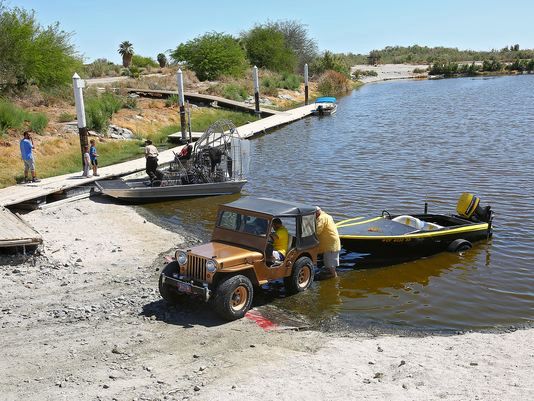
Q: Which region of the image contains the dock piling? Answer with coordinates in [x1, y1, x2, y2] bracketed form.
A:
[177, 69, 187, 141]
[72, 73, 89, 167]
[253, 66, 261, 117]
[304, 64, 309, 105]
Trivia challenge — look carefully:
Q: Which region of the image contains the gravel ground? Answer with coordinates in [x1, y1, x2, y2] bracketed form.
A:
[0, 197, 531, 401]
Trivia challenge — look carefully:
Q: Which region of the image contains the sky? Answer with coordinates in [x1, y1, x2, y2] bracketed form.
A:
[6, 0, 534, 63]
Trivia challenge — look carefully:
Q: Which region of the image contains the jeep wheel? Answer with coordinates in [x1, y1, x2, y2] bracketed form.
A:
[159, 261, 184, 304]
[284, 256, 315, 295]
[214, 275, 253, 321]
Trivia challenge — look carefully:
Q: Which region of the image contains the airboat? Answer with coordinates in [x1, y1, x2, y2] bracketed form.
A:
[96, 120, 249, 202]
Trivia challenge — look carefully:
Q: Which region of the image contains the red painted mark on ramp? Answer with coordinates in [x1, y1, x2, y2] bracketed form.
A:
[245, 310, 278, 331]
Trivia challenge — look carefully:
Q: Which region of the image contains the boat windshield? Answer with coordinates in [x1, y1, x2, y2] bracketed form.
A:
[218, 210, 268, 237]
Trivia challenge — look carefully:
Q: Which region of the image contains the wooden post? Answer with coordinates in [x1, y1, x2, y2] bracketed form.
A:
[252, 66, 260, 117]
[72, 73, 88, 167]
[304, 63, 309, 105]
[177, 69, 187, 141]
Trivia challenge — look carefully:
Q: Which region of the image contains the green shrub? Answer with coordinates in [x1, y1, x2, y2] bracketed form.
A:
[222, 84, 249, 101]
[242, 25, 297, 73]
[58, 112, 76, 122]
[124, 96, 137, 109]
[0, 98, 48, 134]
[84, 58, 121, 78]
[171, 32, 248, 81]
[0, 4, 82, 91]
[317, 70, 351, 96]
[311, 51, 351, 76]
[131, 54, 158, 69]
[85, 92, 124, 132]
[165, 94, 179, 107]
[205, 82, 250, 101]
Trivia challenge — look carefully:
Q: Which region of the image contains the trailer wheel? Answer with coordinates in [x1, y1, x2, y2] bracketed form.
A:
[447, 239, 472, 252]
[284, 256, 315, 294]
[214, 275, 253, 321]
[158, 261, 184, 304]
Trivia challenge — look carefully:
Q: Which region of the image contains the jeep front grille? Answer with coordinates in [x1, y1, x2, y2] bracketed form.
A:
[185, 255, 207, 281]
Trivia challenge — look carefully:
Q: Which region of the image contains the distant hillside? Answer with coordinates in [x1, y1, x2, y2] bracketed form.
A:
[336, 45, 534, 65]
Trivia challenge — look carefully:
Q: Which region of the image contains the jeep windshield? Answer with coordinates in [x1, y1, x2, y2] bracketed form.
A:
[218, 210, 268, 237]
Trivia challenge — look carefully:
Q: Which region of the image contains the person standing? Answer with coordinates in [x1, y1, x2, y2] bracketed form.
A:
[144, 139, 162, 183]
[19, 131, 40, 183]
[82, 145, 91, 177]
[315, 206, 341, 279]
[89, 139, 100, 176]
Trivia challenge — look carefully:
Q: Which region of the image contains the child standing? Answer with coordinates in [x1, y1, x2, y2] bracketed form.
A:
[83, 145, 91, 177]
[89, 139, 99, 176]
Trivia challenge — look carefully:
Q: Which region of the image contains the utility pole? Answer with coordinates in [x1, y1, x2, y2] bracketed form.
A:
[177, 69, 187, 142]
[252, 66, 260, 117]
[304, 63, 309, 105]
[72, 73, 88, 167]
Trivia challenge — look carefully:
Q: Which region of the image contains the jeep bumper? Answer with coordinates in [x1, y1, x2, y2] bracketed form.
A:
[161, 274, 211, 302]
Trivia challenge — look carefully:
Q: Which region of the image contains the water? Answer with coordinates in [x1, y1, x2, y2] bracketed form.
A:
[143, 75, 534, 331]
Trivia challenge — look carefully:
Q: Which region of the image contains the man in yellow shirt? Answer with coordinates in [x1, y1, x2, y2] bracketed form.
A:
[316, 206, 341, 278]
[271, 218, 289, 263]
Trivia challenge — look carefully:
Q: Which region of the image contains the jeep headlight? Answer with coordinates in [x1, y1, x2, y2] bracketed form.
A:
[206, 259, 217, 273]
[176, 251, 187, 265]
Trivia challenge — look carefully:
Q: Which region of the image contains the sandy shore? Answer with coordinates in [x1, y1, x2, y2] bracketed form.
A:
[0, 198, 532, 400]
[352, 64, 428, 83]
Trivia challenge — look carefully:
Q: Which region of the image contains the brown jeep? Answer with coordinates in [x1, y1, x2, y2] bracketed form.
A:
[159, 197, 319, 320]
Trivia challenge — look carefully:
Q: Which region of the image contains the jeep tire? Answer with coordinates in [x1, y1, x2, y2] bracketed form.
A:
[159, 261, 184, 304]
[214, 275, 253, 321]
[284, 256, 314, 294]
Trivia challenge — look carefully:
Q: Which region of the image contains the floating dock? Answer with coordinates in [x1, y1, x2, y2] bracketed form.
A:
[0, 206, 42, 248]
[126, 88, 281, 117]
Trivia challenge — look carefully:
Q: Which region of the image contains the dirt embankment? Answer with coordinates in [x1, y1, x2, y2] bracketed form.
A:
[0, 198, 532, 401]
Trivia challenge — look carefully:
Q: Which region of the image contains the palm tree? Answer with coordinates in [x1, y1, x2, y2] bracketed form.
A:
[157, 53, 167, 68]
[118, 41, 134, 68]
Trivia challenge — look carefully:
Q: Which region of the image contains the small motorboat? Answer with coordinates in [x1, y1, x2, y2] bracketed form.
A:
[96, 119, 250, 203]
[312, 96, 337, 116]
[337, 193, 493, 264]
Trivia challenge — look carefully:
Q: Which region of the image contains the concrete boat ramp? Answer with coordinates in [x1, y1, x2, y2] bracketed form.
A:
[0, 102, 317, 249]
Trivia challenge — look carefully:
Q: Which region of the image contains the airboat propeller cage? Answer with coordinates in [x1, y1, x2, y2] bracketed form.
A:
[192, 119, 250, 181]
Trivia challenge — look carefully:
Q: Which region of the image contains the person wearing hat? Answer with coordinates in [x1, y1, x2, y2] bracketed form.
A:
[315, 206, 341, 279]
[144, 139, 161, 183]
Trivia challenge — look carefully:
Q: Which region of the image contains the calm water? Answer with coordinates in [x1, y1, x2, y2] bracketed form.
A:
[144, 75, 534, 331]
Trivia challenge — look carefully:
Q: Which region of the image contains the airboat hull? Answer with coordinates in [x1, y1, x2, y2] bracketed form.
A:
[95, 178, 247, 203]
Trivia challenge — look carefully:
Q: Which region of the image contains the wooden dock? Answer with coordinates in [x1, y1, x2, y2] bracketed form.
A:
[0, 104, 316, 209]
[126, 88, 281, 117]
[0, 206, 42, 248]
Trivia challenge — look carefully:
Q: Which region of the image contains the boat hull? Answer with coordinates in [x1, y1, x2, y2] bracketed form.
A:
[96, 179, 247, 202]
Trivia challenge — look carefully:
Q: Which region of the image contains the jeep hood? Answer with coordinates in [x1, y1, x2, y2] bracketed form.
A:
[189, 242, 263, 267]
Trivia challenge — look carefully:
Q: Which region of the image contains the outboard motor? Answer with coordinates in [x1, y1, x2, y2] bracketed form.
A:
[456, 193, 493, 223]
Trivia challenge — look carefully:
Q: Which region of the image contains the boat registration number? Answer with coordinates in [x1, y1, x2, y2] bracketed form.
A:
[177, 282, 192, 294]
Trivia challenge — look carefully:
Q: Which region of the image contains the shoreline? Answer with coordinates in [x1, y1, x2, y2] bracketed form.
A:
[0, 197, 532, 400]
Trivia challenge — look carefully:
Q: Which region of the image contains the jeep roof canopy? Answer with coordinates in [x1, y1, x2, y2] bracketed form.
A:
[223, 197, 316, 217]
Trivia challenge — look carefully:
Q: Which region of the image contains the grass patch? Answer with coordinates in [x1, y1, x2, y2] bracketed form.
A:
[58, 112, 76, 122]
[0, 98, 49, 135]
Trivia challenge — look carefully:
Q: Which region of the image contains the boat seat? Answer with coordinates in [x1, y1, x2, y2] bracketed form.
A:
[392, 215, 443, 231]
